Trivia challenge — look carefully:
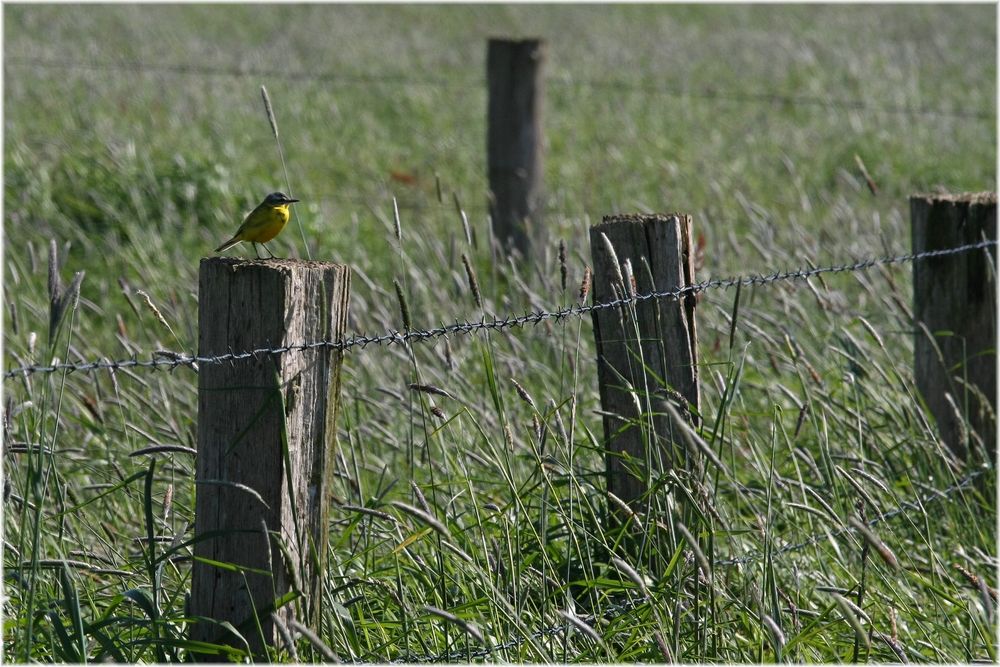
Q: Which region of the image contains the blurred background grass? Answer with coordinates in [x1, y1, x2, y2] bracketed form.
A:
[5, 4, 995, 343]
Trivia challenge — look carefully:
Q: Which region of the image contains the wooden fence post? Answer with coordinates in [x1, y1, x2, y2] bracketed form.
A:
[912, 192, 996, 462]
[191, 258, 350, 657]
[487, 37, 545, 260]
[589, 214, 700, 515]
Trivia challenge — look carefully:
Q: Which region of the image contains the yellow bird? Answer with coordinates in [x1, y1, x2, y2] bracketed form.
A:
[215, 192, 300, 259]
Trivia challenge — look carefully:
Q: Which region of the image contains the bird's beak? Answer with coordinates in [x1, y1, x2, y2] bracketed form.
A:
[287, 198, 300, 203]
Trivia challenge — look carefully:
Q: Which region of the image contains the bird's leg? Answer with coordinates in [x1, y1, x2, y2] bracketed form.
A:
[252, 243, 262, 260]
[262, 243, 279, 260]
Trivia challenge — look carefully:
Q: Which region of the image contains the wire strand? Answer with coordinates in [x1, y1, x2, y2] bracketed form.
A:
[5, 56, 993, 121]
[4, 239, 994, 380]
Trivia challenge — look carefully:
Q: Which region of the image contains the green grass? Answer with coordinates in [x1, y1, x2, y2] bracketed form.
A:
[3, 4, 997, 663]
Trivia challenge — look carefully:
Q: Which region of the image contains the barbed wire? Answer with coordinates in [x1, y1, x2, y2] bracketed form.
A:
[379, 467, 988, 663]
[5, 56, 992, 121]
[4, 239, 995, 381]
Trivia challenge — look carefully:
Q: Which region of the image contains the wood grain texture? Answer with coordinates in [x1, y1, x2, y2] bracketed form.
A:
[487, 38, 545, 260]
[191, 258, 350, 657]
[911, 192, 996, 461]
[589, 214, 699, 512]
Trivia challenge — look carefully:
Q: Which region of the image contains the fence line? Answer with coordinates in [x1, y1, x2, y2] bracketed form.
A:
[5, 56, 992, 121]
[5, 239, 995, 380]
[381, 468, 988, 663]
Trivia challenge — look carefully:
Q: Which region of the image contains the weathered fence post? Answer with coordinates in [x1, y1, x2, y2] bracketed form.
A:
[191, 258, 350, 657]
[487, 37, 545, 260]
[912, 192, 996, 462]
[589, 214, 700, 516]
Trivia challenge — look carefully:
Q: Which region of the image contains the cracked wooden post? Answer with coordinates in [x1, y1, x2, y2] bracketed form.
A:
[912, 192, 996, 463]
[191, 257, 350, 658]
[487, 37, 545, 261]
[589, 214, 700, 520]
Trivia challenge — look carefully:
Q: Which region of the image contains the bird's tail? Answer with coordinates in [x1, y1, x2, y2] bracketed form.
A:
[215, 236, 241, 253]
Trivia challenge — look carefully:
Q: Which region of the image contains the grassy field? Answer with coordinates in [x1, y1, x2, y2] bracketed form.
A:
[3, 4, 997, 662]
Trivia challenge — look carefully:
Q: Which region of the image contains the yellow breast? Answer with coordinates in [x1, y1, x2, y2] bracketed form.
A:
[242, 204, 290, 244]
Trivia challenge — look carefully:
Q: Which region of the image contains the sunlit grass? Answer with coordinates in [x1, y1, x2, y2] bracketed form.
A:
[3, 4, 996, 663]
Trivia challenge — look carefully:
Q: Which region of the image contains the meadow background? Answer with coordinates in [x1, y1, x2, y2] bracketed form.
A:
[3, 4, 997, 662]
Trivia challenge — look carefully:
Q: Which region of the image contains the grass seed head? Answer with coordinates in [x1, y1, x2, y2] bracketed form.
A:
[391, 500, 448, 538]
[677, 521, 712, 580]
[510, 377, 536, 410]
[260, 85, 279, 139]
[392, 196, 402, 242]
[579, 266, 592, 304]
[461, 254, 483, 309]
[410, 481, 431, 513]
[49, 271, 85, 343]
[425, 605, 485, 643]
[393, 279, 412, 332]
[600, 232, 625, 289]
[163, 483, 173, 521]
[622, 258, 637, 298]
[408, 383, 453, 400]
[558, 611, 605, 646]
[611, 556, 650, 597]
[47, 239, 61, 304]
[558, 239, 568, 291]
[762, 614, 785, 655]
[831, 592, 870, 649]
[136, 289, 174, 337]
